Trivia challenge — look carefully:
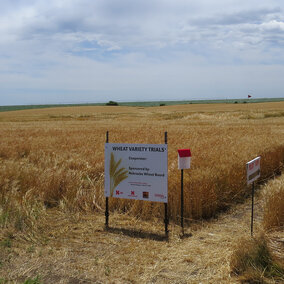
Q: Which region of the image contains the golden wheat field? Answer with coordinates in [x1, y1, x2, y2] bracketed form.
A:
[0, 102, 284, 283]
[1, 102, 284, 221]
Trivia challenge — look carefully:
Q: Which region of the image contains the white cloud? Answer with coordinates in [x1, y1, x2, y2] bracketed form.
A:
[260, 20, 284, 31]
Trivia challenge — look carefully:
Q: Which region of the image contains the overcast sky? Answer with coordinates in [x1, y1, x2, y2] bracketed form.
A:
[0, 0, 284, 105]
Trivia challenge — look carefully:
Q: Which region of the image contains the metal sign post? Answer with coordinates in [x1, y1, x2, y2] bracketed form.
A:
[246, 156, 261, 237]
[251, 181, 255, 236]
[181, 169, 184, 235]
[177, 149, 191, 235]
[105, 131, 109, 229]
[164, 132, 169, 237]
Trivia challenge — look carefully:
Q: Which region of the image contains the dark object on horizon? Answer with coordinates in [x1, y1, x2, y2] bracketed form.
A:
[160, 103, 166, 106]
[106, 101, 119, 106]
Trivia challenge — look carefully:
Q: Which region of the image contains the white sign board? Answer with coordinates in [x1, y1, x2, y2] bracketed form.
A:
[246, 156, 261, 185]
[105, 143, 168, 202]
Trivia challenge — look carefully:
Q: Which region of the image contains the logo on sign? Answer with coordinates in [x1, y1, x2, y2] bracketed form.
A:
[143, 192, 149, 199]
[249, 159, 260, 170]
[116, 190, 123, 195]
[128, 190, 137, 197]
[154, 193, 166, 199]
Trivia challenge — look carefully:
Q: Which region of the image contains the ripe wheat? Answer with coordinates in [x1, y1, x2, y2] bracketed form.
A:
[0, 102, 283, 231]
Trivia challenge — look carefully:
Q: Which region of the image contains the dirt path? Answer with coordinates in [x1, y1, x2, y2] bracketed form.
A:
[1, 192, 264, 284]
[143, 197, 263, 283]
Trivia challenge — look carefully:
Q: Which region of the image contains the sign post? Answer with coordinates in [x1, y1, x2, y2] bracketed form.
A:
[164, 132, 168, 237]
[178, 149, 191, 235]
[246, 156, 261, 236]
[251, 181, 255, 236]
[105, 131, 109, 229]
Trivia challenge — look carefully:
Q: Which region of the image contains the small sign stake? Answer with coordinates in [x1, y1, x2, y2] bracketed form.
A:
[181, 168, 184, 235]
[105, 131, 109, 229]
[246, 156, 261, 237]
[178, 149, 191, 236]
[105, 197, 109, 229]
[251, 181, 255, 237]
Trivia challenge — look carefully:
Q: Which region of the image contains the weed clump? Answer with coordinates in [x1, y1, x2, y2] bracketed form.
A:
[23, 275, 42, 284]
[231, 235, 284, 283]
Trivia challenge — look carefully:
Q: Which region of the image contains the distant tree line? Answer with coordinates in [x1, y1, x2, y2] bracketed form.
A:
[106, 101, 119, 106]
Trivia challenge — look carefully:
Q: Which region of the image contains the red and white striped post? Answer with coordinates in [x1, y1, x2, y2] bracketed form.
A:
[178, 149, 191, 235]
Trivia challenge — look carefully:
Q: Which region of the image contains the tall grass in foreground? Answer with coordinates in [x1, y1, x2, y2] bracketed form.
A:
[0, 104, 284, 234]
[262, 175, 284, 230]
[231, 235, 284, 283]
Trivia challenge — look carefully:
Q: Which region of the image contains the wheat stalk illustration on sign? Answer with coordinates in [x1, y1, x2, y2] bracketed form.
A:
[109, 152, 128, 197]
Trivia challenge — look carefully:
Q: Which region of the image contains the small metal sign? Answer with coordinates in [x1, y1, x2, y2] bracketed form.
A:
[178, 149, 191, 170]
[246, 157, 261, 185]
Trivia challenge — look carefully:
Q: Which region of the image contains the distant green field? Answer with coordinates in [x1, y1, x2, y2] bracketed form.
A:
[119, 98, 284, 107]
[1, 98, 284, 112]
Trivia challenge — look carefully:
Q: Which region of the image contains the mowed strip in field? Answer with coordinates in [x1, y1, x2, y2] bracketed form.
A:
[0, 102, 284, 223]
